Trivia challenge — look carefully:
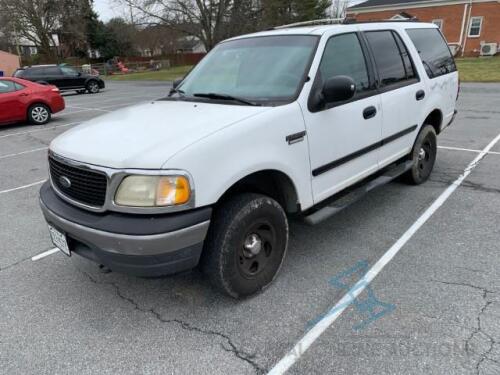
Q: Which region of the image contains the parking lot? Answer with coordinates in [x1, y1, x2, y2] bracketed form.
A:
[0, 81, 499, 375]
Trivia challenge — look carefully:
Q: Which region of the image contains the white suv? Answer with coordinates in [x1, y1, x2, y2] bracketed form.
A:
[40, 21, 458, 298]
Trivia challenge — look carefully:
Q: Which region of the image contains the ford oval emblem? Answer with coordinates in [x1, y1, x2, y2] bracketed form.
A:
[59, 176, 71, 189]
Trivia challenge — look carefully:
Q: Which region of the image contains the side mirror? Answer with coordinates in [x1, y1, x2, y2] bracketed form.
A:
[173, 78, 183, 89]
[322, 75, 356, 104]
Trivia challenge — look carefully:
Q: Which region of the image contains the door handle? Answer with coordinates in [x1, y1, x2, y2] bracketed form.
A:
[416, 90, 425, 101]
[363, 106, 377, 120]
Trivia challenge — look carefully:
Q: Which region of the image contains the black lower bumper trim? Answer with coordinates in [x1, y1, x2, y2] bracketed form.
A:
[72, 239, 203, 277]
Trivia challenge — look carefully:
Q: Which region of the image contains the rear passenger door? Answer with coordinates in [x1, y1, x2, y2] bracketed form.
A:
[302, 32, 382, 204]
[364, 30, 426, 168]
[42, 67, 66, 88]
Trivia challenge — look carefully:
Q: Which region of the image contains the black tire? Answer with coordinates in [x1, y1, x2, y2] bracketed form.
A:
[200, 193, 289, 298]
[402, 124, 437, 185]
[28, 103, 51, 125]
[86, 80, 100, 94]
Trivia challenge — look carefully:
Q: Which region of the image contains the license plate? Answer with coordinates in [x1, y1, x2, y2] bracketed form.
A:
[48, 225, 71, 256]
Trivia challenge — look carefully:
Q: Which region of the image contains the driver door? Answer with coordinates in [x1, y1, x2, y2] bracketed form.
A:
[302, 32, 383, 204]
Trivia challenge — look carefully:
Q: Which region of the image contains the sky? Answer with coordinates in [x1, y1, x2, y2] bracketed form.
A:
[94, 0, 122, 21]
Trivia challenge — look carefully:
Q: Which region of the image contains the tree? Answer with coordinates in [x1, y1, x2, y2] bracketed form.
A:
[120, 0, 331, 51]
[259, 0, 332, 29]
[0, 0, 61, 59]
[98, 18, 137, 59]
[121, 0, 260, 51]
[58, 0, 95, 57]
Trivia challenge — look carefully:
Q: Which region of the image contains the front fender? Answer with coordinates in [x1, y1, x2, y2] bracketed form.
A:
[163, 102, 314, 210]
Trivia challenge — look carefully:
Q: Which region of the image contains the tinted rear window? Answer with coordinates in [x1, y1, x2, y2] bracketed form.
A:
[365, 31, 408, 87]
[14, 70, 25, 78]
[406, 28, 456, 78]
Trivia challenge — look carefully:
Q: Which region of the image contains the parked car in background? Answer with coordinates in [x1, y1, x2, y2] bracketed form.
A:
[14, 65, 105, 94]
[0, 77, 65, 126]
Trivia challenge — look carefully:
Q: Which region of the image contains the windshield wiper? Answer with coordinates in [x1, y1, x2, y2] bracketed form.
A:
[193, 92, 260, 106]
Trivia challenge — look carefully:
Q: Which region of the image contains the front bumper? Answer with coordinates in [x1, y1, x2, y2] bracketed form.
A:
[39, 182, 211, 276]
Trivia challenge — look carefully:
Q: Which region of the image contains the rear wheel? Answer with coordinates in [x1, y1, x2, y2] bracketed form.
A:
[200, 193, 289, 298]
[28, 104, 51, 125]
[402, 124, 437, 185]
[86, 80, 100, 94]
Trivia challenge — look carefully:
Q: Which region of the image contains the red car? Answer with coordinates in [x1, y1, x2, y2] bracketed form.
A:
[0, 77, 65, 126]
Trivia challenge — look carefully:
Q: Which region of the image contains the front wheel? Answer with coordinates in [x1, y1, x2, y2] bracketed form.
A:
[86, 80, 100, 94]
[402, 124, 437, 185]
[28, 104, 51, 125]
[200, 193, 289, 298]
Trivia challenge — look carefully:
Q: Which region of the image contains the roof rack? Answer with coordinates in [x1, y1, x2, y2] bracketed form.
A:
[271, 17, 420, 30]
[272, 18, 345, 30]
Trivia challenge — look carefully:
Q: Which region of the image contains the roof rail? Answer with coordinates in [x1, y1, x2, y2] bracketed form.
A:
[270, 17, 421, 30]
[272, 18, 345, 30]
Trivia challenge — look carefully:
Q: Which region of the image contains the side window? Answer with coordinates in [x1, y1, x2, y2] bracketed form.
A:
[318, 33, 371, 93]
[43, 67, 62, 76]
[61, 66, 79, 76]
[0, 80, 17, 94]
[406, 28, 457, 78]
[28, 68, 43, 77]
[393, 32, 416, 80]
[14, 82, 26, 91]
[365, 31, 408, 87]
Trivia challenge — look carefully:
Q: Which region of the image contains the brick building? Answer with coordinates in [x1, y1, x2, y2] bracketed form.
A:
[347, 0, 500, 56]
[0, 50, 20, 76]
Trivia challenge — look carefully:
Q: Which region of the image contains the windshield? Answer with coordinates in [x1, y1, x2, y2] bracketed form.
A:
[178, 35, 319, 105]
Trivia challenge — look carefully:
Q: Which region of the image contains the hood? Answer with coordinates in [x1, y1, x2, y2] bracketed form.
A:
[50, 100, 271, 169]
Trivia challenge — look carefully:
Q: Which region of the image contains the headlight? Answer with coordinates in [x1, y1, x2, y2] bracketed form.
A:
[114, 175, 191, 207]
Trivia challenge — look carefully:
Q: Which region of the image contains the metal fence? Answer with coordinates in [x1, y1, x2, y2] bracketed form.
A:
[73, 59, 171, 76]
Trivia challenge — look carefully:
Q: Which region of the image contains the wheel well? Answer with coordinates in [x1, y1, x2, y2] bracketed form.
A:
[218, 170, 300, 213]
[423, 109, 442, 134]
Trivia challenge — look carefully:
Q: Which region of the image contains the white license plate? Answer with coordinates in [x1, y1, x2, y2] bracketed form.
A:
[48, 225, 71, 256]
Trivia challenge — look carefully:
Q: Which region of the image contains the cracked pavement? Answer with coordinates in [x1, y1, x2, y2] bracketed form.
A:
[1, 82, 500, 374]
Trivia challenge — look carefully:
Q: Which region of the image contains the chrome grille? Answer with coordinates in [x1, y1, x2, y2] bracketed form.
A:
[49, 155, 107, 207]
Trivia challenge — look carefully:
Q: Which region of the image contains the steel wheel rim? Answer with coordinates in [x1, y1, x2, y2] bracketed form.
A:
[416, 139, 433, 179]
[237, 221, 276, 278]
[32, 107, 48, 123]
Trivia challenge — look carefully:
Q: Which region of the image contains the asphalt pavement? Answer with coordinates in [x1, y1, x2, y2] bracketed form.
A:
[0, 81, 499, 375]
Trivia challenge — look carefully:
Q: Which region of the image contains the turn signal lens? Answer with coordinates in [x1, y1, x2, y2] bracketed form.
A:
[156, 176, 191, 206]
[115, 175, 191, 207]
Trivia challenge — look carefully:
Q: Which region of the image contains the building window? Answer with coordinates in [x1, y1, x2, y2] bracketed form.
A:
[432, 19, 443, 30]
[468, 16, 483, 37]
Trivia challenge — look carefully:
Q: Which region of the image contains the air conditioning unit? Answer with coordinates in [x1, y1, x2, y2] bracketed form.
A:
[480, 43, 498, 56]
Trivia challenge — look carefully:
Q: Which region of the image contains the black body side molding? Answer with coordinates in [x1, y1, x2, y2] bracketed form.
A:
[312, 125, 417, 176]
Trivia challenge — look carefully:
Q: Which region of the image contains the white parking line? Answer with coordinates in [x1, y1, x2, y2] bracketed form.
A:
[32, 248, 59, 261]
[0, 147, 48, 160]
[66, 106, 111, 112]
[66, 94, 160, 107]
[0, 180, 46, 195]
[439, 145, 500, 155]
[268, 132, 500, 375]
[0, 122, 79, 140]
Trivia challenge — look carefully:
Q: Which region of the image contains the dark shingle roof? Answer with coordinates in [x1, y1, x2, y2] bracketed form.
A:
[349, 0, 440, 9]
